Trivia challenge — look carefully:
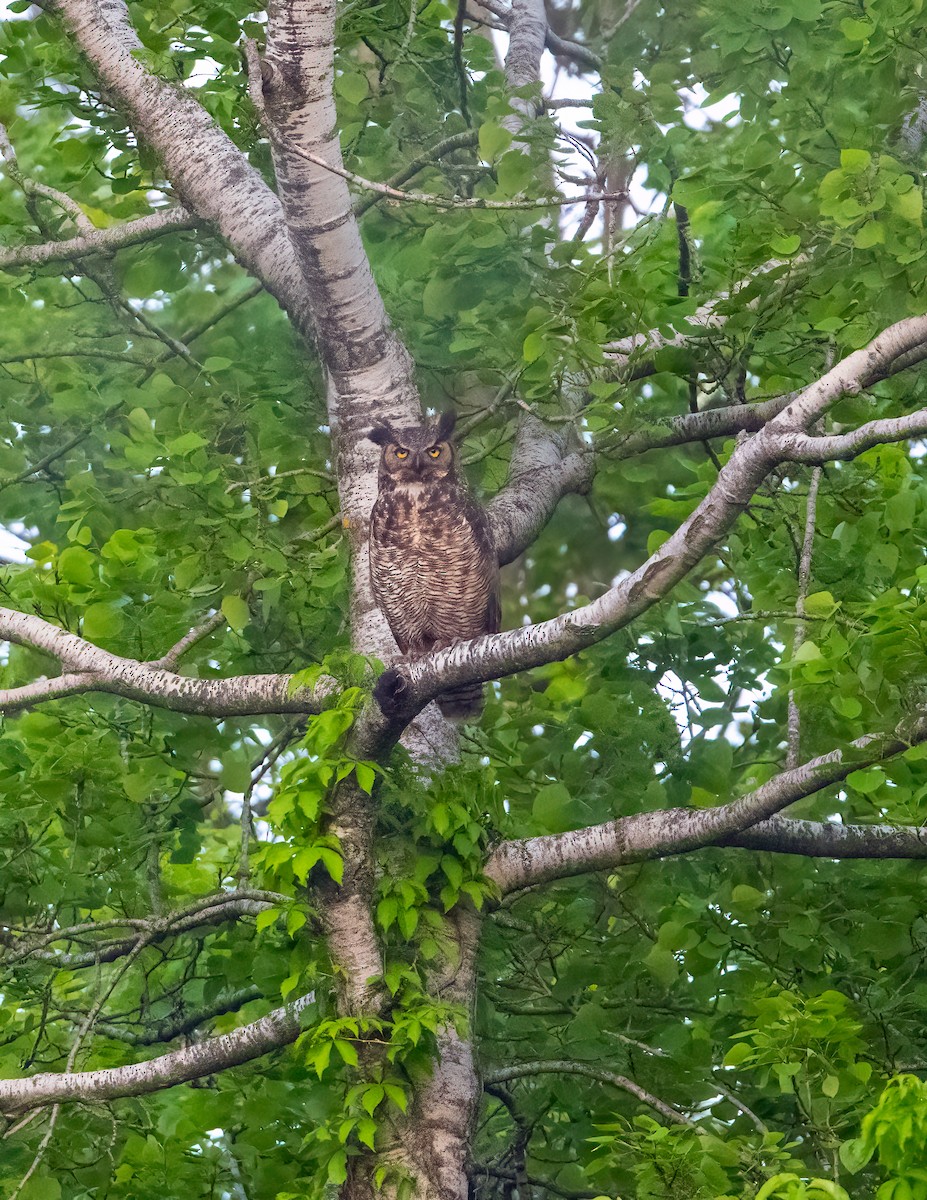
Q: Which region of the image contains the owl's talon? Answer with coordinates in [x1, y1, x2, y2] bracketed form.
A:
[373, 667, 409, 717]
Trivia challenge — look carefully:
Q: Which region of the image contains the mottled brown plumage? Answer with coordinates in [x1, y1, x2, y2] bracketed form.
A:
[368, 412, 500, 719]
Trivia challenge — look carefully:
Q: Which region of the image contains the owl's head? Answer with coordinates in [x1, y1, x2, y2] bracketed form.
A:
[367, 411, 457, 483]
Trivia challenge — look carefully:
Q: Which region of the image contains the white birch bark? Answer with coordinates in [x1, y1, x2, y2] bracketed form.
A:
[51, 0, 314, 339]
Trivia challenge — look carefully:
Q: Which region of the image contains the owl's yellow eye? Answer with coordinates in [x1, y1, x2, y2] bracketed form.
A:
[428, 446, 441, 458]
[395, 448, 409, 459]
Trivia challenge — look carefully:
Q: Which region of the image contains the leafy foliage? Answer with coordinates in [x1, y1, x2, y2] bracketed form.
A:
[2, 0, 927, 1195]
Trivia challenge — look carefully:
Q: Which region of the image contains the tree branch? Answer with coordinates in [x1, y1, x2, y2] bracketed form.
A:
[0, 207, 198, 271]
[288, 139, 624, 209]
[787, 462, 822, 766]
[719, 815, 927, 858]
[483, 1060, 693, 1126]
[501, 0, 547, 134]
[70, 986, 264, 1045]
[49, 0, 315, 339]
[148, 610, 227, 671]
[603, 392, 795, 459]
[603, 256, 807, 374]
[3, 892, 288, 968]
[353, 130, 481, 217]
[0, 607, 335, 717]
[0, 992, 314, 1115]
[487, 417, 594, 564]
[478, 0, 601, 71]
[485, 708, 927, 893]
[772, 409, 927, 462]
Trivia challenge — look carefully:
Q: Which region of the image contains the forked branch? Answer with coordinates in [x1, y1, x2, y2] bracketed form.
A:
[486, 708, 927, 893]
[0, 607, 334, 717]
[0, 993, 314, 1115]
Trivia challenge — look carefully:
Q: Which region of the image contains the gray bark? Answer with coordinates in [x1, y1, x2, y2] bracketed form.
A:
[0, 993, 313, 1115]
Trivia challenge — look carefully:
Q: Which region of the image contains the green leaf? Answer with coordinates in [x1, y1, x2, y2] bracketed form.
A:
[255, 907, 281, 933]
[441, 854, 464, 890]
[885, 490, 916, 532]
[840, 17, 872, 40]
[58, 546, 95, 585]
[326, 1150, 348, 1185]
[723, 1040, 754, 1067]
[221, 594, 250, 633]
[532, 782, 575, 832]
[770, 233, 801, 255]
[286, 908, 307, 936]
[854, 221, 885, 248]
[335, 70, 369, 105]
[847, 767, 884, 794]
[839, 1136, 874, 1173]
[357, 1117, 377, 1149]
[893, 185, 923, 224]
[841, 149, 872, 173]
[496, 150, 533, 195]
[478, 121, 512, 160]
[355, 762, 376, 793]
[82, 602, 125, 640]
[334, 1038, 359, 1066]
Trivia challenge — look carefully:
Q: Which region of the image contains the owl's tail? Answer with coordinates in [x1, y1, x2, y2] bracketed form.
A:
[437, 682, 485, 721]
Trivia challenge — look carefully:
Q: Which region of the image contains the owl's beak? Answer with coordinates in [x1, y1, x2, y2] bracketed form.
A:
[413, 451, 425, 470]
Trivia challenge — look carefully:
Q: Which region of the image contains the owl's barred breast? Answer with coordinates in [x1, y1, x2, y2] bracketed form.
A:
[369, 479, 500, 656]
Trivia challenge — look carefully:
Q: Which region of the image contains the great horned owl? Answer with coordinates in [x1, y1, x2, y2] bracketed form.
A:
[368, 411, 500, 719]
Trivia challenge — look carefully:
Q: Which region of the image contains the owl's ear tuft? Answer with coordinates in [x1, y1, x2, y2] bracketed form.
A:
[434, 410, 456, 443]
[367, 424, 394, 447]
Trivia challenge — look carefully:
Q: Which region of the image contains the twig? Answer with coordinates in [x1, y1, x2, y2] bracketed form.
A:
[0, 124, 95, 236]
[354, 130, 480, 217]
[8, 1107, 59, 1200]
[456, 379, 514, 436]
[290, 513, 344, 545]
[483, 1059, 694, 1126]
[704, 607, 864, 632]
[226, 466, 334, 493]
[0, 401, 122, 491]
[149, 609, 227, 670]
[0, 606, 336, 717]
[239, 718, 303, 881]
[608, 0, 642, 33]
[0, 992, 315, 1114]
[712, 1080, 768, 1134]
[0, 207, 197, 271]
[545, 97, 595, 109]
[287, 138, 627, 209]
[138, 280, 265, 382]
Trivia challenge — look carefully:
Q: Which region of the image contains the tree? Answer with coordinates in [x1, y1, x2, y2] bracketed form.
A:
[2, 0, 927, 1195]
